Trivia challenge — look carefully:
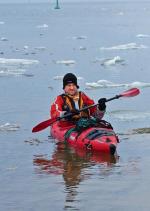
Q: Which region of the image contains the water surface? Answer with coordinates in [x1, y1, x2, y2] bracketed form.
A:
[0, 1, 150, 210]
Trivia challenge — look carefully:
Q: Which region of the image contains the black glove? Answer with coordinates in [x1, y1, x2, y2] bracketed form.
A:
[63, 111, 72, 121]
[98, 98, 106, 110]
[63, 109, 80, 121]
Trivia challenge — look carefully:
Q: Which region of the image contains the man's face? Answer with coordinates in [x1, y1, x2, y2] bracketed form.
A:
[64, 83, 78, 96]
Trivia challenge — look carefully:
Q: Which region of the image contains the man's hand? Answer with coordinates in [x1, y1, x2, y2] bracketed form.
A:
[98, 98, 106, 110]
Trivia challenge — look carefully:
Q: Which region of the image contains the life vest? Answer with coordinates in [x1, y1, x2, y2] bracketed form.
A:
[61, 92, 90, 120]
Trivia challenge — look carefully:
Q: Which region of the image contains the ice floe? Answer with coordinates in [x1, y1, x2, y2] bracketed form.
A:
[100, 43, 148, 50]
[6, 166, 18, 171]
[79, 46, 87, 50]
[136, 34, 150, 38]
[85, 80, 150, 89]
[0, 68, 26, 76]
[129, 81, 150, 88]
[1, 37, 8, 41]
[36, 24, 48, 28]
[54, 60, 76, 66]
[0, 123, 20, 131]
[100, 56, 124, 66]
[0, 58, 39, 65]
[72, 36, 87, 40]
[0, 58, 39, 77]
[23, 45, 29, 50]
[0, 21, 5, 24]
[109, 110, 150, 121]
[34, 46, 46, 51]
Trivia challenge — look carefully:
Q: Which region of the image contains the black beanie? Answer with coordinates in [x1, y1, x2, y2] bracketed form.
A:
[63, 73, 79, 89]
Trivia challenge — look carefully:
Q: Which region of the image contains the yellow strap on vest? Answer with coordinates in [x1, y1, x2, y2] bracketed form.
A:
[62, 92, 89, 120]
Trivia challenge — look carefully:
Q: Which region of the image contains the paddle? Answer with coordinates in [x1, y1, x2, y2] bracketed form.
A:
[32, 87, 140, 133]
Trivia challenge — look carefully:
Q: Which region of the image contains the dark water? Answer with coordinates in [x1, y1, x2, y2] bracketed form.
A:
[0, 1, 150, 210]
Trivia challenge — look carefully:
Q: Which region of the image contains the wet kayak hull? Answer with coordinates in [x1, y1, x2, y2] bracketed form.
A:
[51, 122, 119, 155]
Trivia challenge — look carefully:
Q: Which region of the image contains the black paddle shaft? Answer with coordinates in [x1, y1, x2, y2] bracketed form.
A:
[59, 94, 121, 120]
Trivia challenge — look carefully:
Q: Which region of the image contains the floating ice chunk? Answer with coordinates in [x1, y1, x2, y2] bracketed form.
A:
[0, 68, 26, 76]
[0, 58, 39, 77]
[72, 36, 87, 40]
[55, 60, 76, 65]
[0, 21, 5, 24]
[85, 80, 150, 89]
[1, 37, 8, 41]
[101, 56, 125, 66]
[86, 80, 123, 89]
[100, 43, 148, 50]
[37, 24, 48, 28]
[109, 110, 150, 121]
[0, 123, 20, 131]
[79, 46, 87, 50]
[129, 81, 150, 88]
[85, 82, 102, 89]
[6, 166, 18, 171]
[23, 45, 29, 49]
[136, 34, 150, 38]
[0, 58, 39, 65]
[34, 46, 46, 50]
[97, 80, 116, 86]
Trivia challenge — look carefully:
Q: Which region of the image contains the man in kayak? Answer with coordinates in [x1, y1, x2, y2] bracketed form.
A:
[50, 73, 106, 122]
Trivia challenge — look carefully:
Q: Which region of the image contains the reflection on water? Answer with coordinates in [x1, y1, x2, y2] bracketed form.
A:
[33, 144, 119, 210]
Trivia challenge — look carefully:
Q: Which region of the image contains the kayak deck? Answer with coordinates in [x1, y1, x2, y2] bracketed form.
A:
[51, 121, 119, 155]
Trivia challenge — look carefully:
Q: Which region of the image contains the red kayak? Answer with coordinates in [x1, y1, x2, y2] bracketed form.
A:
[51, 121, 119, 155]
[32, 89, 139, 155]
